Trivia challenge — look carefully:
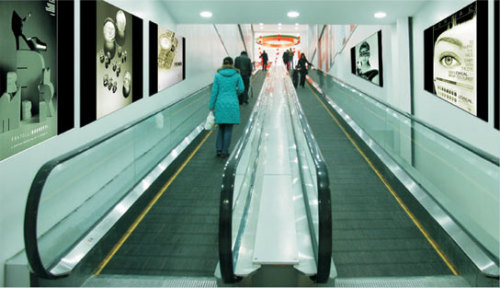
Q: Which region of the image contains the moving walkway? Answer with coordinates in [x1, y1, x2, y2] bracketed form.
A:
[217, 66, 333, 285]
[11, 64, 498, 287]
[18, 71, 266, 286]
[18, 67, 335, 286]
[299, 69, 498, 287]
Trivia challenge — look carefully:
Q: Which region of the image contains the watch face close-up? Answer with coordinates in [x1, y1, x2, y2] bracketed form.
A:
[160, 36, 171, 50]
[149, 22, 185, 95]
[103, 18, 115, 42]
[115, 10, 126, 33]
[158, 31, 177, 70]
[115, 10, 126, 46]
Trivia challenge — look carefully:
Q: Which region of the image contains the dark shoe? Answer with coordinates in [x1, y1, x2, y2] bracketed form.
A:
[221, 152, 230, 158]
[216, 150, 222, 157]
[27, 37, 47, 51]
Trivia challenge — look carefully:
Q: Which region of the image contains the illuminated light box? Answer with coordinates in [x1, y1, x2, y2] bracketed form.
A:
[149, 21, 186, 95]
[350, 30, 383, 87]
[424, 1, 488, 121]
[80, 0, 143, 126]
[0, 0, 74, 161]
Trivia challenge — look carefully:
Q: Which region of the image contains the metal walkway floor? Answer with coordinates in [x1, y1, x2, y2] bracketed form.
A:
[295, 78, 454, 278]
[95, 71, 267, 278]
[84, 68, 469, 286]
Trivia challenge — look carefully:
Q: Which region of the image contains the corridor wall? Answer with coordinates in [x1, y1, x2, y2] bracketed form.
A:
[327, 0, 499, 259]
[412, 0, 499, 257]
[240, 24, 255, 63]
[413, 0, 499, 158]
[213, 25, 246, 59]
[0, 0, 246, 285]
[328, 0, 499, 158]
[328, 25, 396, 109]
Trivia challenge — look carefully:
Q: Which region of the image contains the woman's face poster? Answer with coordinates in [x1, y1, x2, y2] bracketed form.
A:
[350, 31, 383, 87]
[432, 4, 476, 115]
[424, 1, 488, 121]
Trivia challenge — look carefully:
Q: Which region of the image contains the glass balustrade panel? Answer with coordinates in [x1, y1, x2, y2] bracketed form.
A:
[310, 72, 499, 257]
[34, 89, 210, 270]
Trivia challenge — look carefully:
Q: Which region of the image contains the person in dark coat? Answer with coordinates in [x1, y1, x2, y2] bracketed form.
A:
[235, 51, 253, 105]
[260, 50, 268, 71]
[297, 53, 313, 87]
[282, 50, 289, 68]
[292, 63, 300, 88]
[288, 49, 294, 70]
[209, 57, 245, 158]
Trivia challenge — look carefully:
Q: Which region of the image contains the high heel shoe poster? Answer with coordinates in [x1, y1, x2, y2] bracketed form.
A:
[81, 0, 143, 126]
[0, 0, 74, 161]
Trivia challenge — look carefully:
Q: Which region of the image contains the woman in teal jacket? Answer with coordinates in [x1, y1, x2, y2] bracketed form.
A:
[209, 56, 245, 158]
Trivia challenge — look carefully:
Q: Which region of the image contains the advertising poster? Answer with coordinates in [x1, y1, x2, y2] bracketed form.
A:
[350, 31, 383, 87]
[0, 0, 73, 161]
[149, 21, 185, 96]
[424, 1, 488, 121]
[318, 25, 329, 72]
[81, 0, 143, 127]
[328, 25, 336, 70]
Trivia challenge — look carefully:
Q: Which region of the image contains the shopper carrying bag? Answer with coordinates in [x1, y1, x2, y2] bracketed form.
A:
[208, 56, 245, 158]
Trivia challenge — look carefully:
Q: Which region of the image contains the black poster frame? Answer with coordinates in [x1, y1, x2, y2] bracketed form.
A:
[80, 0, 96, 127]
[350, 30, 383, 87]
[148, 21, 186, 97]
[0, 0, 74, 162]
[423, 1, 488, 122]
[57, 0, 75, 134]
[149, 21, 158, 96]
[80, 0, 143, 127]
[495, 0, 499, 130]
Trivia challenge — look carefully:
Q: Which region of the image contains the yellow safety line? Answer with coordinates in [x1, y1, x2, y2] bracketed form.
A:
[308, 84, 459, 276]
[94, 130, 214, 275]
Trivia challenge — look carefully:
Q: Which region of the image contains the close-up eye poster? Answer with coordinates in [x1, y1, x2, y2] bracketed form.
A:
[424, 1, 488, 121]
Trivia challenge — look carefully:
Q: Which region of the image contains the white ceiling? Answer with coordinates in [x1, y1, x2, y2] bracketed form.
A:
[253, 24, 309, 35]
[160, 0, 431, 25]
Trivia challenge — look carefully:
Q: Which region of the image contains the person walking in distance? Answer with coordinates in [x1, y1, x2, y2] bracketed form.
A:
[235, 51, 252, 105]
[287, 49, 294, 70]
[260, 50, 268, 71]
[209, 56, 245, 158]
[297, 53, 313, 87]
[282, 50, 289, 69]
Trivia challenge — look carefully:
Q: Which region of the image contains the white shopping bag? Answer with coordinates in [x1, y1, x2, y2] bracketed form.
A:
[204, 111, 215, 130]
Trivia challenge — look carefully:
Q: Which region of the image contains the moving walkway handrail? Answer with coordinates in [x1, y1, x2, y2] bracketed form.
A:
[219, 71, 332, 283]
[310, 70, 499, 166]
[287, 79, 332, 283]
[218, 80, 265, 283]
[24, 85, 211, 279]
[309, 70, 500, 277]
